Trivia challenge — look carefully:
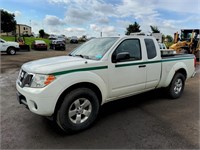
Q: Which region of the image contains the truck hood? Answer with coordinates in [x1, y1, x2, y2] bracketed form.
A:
[22, 56, 94, 74]
[7, 41, 19, 45]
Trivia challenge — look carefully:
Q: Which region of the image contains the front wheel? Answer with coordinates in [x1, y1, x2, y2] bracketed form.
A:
[56, 88, 100, 133]
[167, 73, 185, 99]
[7, 47, 16, 55]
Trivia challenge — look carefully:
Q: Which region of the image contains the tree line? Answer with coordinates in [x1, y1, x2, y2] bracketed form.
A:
[125, 22, 173, 42]
[0, 9, 46, 38]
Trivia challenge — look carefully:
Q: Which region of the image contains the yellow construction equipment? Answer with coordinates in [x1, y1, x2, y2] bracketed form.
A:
[169, 29, 200, 59]
[15, 35, 30, 51]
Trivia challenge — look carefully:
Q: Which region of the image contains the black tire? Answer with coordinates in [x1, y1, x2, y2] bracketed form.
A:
[33, 46, 37, 50]
[27, 45, 30, 51]
[180, 49, 189, 54]
[56, 88, 99, 133]
[7, 47, 16, 55]
[167, 73, 186, 99]
[61, 46, 65, 51]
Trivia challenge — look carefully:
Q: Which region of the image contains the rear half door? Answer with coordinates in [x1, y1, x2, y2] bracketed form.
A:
[144, 38, 162, 89]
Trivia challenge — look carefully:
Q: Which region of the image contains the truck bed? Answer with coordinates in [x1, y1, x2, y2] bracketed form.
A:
[161, 53, 194, 59]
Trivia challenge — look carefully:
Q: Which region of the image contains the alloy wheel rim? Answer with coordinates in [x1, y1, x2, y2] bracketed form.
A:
[10, 50, 15, 54]
[68, 98, 92, 124]
[174, 78, 183, 94]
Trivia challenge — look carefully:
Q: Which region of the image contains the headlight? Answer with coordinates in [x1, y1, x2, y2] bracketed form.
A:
[30, 74, 56, 88]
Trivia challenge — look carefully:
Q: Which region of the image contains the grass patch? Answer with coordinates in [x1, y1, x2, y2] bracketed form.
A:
[0, 36, 174, 49]
[0, 36, 50, 47]
[1, 36, 15, 41]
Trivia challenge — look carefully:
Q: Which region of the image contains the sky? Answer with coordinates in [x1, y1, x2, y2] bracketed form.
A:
[1, 0, 200, 37]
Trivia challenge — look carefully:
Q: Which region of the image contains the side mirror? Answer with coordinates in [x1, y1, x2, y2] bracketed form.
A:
[116, 52, 130, 62]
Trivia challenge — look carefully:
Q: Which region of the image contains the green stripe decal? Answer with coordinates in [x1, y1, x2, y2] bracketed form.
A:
[51, 57, 193, 75]
[115, 57, 194, 68]
[52, 66, 108, 76]
[161, 57, 194, 62]
[116, 60, 160, 67]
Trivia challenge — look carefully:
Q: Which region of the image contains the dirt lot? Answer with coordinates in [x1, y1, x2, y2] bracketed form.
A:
[0, 43, 79, 73]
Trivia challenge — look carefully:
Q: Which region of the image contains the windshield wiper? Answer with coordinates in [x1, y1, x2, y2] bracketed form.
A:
[75, 54, 84, 58]
[74, 54, 90, 59]
[68, 53, 83, 57]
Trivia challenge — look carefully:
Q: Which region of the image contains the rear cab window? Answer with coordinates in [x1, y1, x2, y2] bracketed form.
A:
[144, 39, 157, 59]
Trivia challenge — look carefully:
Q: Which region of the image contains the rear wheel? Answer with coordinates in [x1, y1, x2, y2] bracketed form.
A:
[180, 49, 189, 54]
[56, 88, 99, 133]
[167, 73, 185, 99]
[61, 46, 65, 51]
[180, 47, 190, 54]
[7, 47, 16, 55]
[26, 45, 30, 51]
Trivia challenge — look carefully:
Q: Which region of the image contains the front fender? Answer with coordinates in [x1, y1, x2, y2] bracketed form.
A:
[56, 71, 108, 104]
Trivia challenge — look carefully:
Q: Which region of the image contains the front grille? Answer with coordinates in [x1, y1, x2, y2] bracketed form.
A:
[18, 70, 33, 88]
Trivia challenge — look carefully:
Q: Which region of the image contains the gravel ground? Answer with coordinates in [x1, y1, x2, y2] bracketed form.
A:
[0, 43, 79, 73]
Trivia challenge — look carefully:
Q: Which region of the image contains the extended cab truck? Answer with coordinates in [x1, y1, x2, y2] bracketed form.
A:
[16, 35, 196, 133]
[0, 38, 20, 55]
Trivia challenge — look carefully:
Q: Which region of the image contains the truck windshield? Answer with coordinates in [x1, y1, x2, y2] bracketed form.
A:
[70, 37, 119, 60]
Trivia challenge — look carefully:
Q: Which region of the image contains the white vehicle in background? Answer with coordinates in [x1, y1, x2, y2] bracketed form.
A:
[57, 35, 66, 43]
[70, 36, 78, 43]
[48, 34, 57, 40]
[0, 38, 20, 55]
[159, 43, 167, 49]
[49, 35, 66, 43]
[158, 42, 177, 56]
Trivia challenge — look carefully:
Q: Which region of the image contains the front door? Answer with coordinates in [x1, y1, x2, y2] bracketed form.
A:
[109, 38, 146, 98]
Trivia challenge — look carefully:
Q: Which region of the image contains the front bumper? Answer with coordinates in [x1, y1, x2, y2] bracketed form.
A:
[36, 46, 47, 49]
[16, 80, 63, 116]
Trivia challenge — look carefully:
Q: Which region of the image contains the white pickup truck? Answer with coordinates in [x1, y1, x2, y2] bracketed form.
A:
[0, 38, 20, 55]
[16, 35, 196, 133]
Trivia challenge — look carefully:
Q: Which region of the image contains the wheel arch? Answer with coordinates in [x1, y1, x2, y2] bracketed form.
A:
[54, 82, 102, 117]
[6, 46, 17, 55]
[162, 62, 188, 88]
[175, 68, 187, 80]
[165, 67, 187, 87]
[7, 46, 16, 51]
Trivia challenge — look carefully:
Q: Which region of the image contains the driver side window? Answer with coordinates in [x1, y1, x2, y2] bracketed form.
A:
[112, 39, 141, 62]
